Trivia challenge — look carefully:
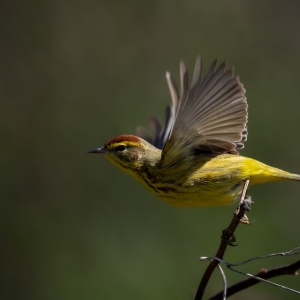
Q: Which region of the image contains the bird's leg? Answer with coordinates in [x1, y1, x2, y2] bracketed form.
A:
[221, 179, 252, 246]
[235, 178, 253, 224]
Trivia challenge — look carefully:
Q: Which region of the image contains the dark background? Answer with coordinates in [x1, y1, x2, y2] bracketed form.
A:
[2, 1, 300, 299]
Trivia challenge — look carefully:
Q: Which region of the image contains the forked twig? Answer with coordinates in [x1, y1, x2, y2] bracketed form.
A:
[209, 256, 300, 299]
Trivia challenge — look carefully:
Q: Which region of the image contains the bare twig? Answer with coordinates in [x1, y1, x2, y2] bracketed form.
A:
[226, 247, 300, 267]
[210, 259, 300, 299]
[216, 264, 227, 300]
[194, 179, 251, 300]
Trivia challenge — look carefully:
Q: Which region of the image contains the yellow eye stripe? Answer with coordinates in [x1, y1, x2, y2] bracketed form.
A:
[107, 141, 141, 150]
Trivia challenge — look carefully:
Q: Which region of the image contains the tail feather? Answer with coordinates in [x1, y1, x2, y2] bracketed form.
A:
[277, 172, 300, 181]
[245, 158, 300, 184]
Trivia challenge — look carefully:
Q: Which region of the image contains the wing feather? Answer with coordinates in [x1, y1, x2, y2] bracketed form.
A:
[137, 106, 174, 150]
[161, 56, 247, 167]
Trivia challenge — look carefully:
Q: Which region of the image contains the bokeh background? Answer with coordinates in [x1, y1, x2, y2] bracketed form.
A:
[2, 1, 300, 299]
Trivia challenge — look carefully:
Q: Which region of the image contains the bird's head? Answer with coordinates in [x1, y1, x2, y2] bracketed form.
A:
[89, 135, 161, 174]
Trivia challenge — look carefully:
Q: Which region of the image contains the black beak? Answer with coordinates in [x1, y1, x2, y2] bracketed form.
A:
[88, 147, 106, 154]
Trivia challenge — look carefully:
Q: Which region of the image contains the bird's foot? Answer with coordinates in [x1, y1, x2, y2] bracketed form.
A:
[238, 195, 254, 224]
[242, 195, 253, 211]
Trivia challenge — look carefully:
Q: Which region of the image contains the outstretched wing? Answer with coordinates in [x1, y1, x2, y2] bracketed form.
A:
[160, 56, 247, 168]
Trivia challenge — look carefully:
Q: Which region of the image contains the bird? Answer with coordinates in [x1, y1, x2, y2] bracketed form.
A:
[89, 56, 300, 207]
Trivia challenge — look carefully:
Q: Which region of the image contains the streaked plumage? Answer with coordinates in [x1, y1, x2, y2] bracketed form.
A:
[89, 56, 300, 207]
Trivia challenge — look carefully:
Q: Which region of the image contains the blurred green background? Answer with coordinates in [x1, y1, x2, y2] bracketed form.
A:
[2, 1, 300, 299]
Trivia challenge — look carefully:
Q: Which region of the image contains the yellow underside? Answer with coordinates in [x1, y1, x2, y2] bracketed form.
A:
[109, 153, 300, 207]
[146, 155, 300, 207]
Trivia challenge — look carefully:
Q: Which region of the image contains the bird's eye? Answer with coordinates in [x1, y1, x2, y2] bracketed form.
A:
[115, 145, 127, 152]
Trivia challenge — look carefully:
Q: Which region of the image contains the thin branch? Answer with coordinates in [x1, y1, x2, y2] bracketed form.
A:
[227, 247, 300, 267]
[210, 260, 300, 299]
[216, 264, 227, 300]
[194, 179, 251, 300]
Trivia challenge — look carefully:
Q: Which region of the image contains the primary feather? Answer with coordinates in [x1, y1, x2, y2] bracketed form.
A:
[161, 56, 247, 168]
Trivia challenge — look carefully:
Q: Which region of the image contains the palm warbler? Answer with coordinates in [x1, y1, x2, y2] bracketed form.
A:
[89, 56, 300, 207]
